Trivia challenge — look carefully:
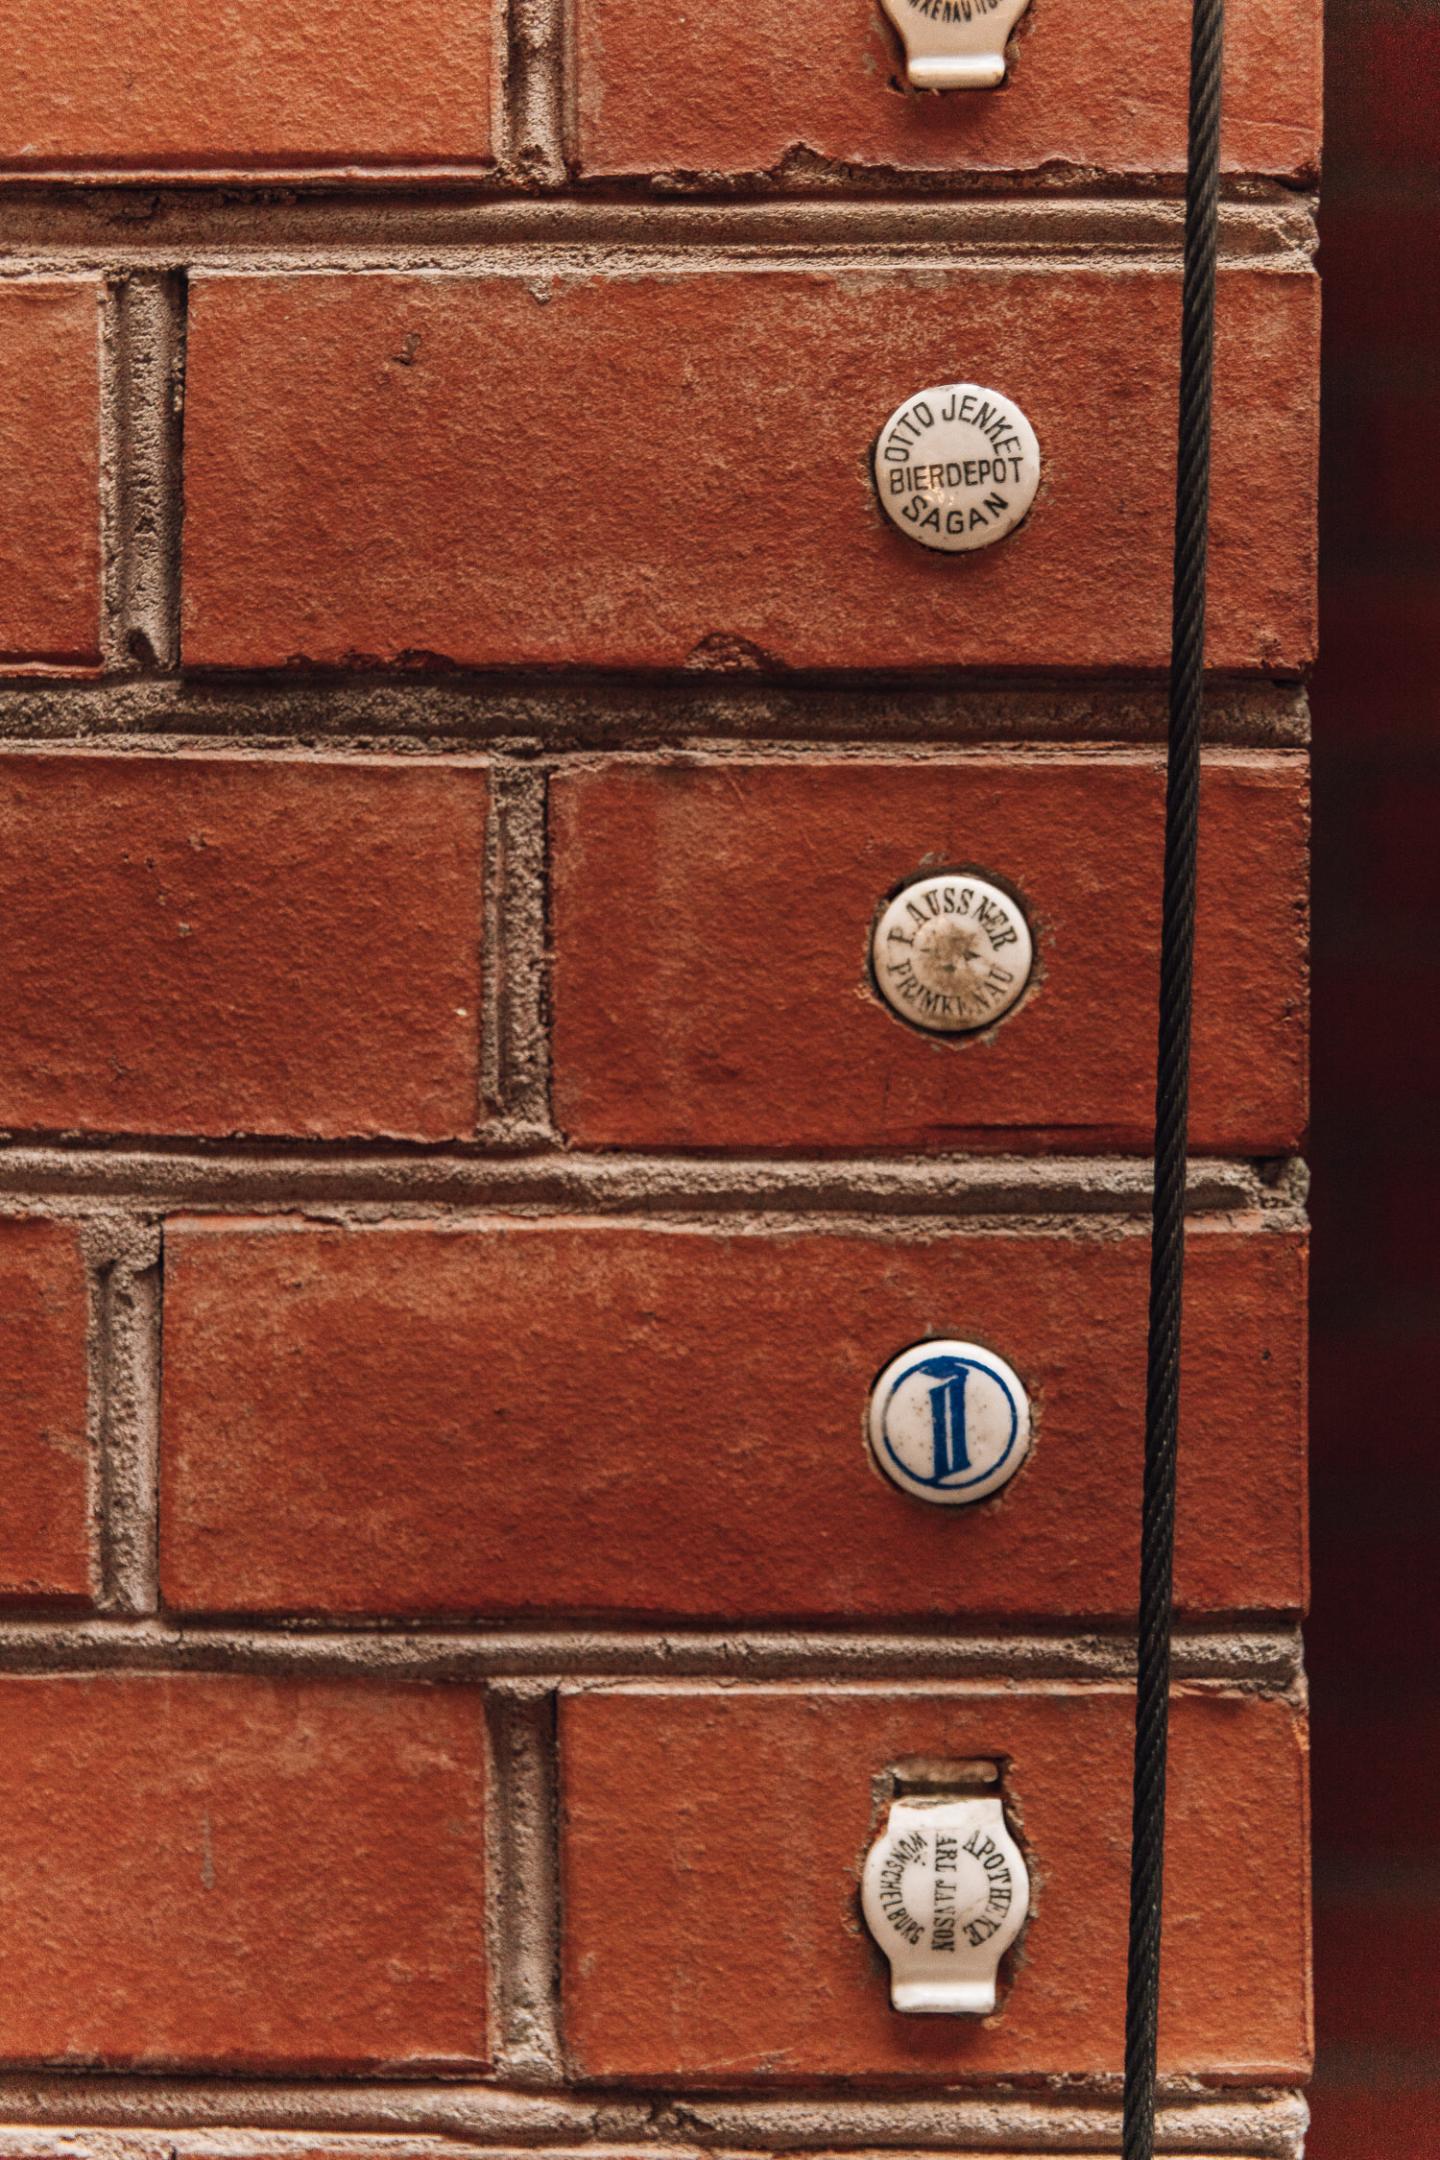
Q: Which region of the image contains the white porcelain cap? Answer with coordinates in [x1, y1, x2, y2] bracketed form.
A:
[868, 1338, 1031, 1506]
[871, 872, 1034, 1035]
[863, 1794, 1030, 2014]
[878, 0, 1033, 90]
[874, 384, 1041, 553]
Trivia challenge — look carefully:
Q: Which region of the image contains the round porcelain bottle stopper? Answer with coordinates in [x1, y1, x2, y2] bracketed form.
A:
[868, 1339, 1031, 1507]
[863, 1793, 1030, 2015]
[871, 871, 1034, 1036]
[874, 384, 1041, 553]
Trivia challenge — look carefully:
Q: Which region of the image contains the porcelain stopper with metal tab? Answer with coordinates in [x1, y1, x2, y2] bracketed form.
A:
[878, 0, 1033, 90]
[862, 1794, 1029, 2015]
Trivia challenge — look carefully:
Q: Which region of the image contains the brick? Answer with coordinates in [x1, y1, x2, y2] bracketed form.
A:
[559, 1687, 1311, 2082]
[0, 1674, 487, 2069]
[0, 752, 486, 1141]
[0, 1219, 91, 1603]
[0, 282, 100, 667]
[550, 755, 1308, 1153]
[160, 1217, 1305, 1623]
[181, 268, 1318, 675]
[0, 0, 494, 174]
[577, 0, 1321, 181]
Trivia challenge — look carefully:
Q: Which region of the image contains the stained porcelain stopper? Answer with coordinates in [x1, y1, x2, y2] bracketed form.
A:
[862, 1793, 1029, 2014]
[871, 872, 1034, 1035]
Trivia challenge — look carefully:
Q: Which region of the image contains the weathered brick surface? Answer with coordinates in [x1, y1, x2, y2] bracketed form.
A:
[0, 752, 487, 1140]
[181, 268, 1317, 675]
[0, 1674, 488, 2069]
[0, 0, 1321, 2119]
[0, 0, 495, 174]
[160, 1216, 1305, 1622]
[559, 1686, 1311, 2082]
[0, 282, 101, 667]
[577, 0, 1321, 181]
[551, 755, 1308, 1153]
[0, 1218, 92, 1603]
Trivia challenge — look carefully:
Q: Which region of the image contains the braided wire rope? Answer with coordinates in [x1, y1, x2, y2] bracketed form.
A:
[1121, 2, 1226, 2153]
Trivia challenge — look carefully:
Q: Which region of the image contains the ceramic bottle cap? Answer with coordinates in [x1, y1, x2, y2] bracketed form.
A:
[868, 1339, 1031, 1506]
[878, 0, 1034, 89]
[862, 1793, 1030, 2014]
[871, 871, 1034, 1035]
[874, 384, 1041, 552]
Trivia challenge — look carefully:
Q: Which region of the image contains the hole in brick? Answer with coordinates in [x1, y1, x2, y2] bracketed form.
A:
[890, 1755, 1003, 1798]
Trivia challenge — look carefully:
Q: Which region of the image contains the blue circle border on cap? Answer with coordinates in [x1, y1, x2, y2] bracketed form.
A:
[880, 1349, 1022, 1494]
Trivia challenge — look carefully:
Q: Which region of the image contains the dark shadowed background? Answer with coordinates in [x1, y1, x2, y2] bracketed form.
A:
[1308, 0, 1440, 2148]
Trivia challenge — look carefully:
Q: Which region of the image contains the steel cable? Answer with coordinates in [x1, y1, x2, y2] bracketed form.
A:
[1121, 2, 1226, 2153]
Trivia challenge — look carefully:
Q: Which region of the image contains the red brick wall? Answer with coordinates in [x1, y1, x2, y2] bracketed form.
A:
[1307, 0, 1440, 2150]
[0, 7, 1317, 2160]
